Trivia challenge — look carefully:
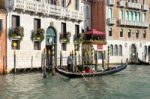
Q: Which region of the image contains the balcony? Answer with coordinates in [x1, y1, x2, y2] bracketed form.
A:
[107, 0, 115, 6]
[126, 2, 141, 10]
[9, 0, 84, 21]
[118, 19, 149, 28]
[107, 18, 115, 25]
[142, 5, 149, 11]
[118, 19, 126, 26]
[118, 1, 126, 7]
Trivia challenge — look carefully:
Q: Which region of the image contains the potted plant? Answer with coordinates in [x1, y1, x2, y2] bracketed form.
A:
[9, 26, 24, 40]
[31, 28, 45, 42]
[60, 32, 71, 43]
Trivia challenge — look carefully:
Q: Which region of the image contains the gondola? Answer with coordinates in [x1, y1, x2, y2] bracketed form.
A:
[137, 58, 149, 65]
[56, 63, 127, 78]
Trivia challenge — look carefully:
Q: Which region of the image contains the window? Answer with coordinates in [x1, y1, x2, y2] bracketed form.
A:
[12, 15, 20, 29]
[128, 29, 131, 38]
[62, 0, 66, 7]
[109, 28, 112, 36]
[75, 24, 79, 37]
[120, 29, 123, 37]
[119, 45, 122, 56]
[108, 8, 112, 19]
[34, 41, 41, 50]
[97, 51, 102, 59]
[136, 30, 139, 38]
[11, 40, 20, 50]
[61, 22, 66, 33]
[114, 45, 118, 56]
[0, 19, 2, 32]
[34, 19, 41, 50]
[62, 43, 67, 51]
[75, 0, 79, 10]
[34, 18, 41, 31]
[143, 31, 146, 38]
[119, 9, 123, 20]
[110, 45, 113, 56]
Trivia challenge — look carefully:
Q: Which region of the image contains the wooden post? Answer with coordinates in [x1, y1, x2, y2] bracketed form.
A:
[95, 50, 97, 71]
[31, 56, 33, 70]
[102, 51, 104, 69]
[13, 42, 17, 74]
[107, 46, 110, 68]
[52, 44, 55, 76]
[60, 51, 62, 68]
[43, 48, 46, 78]
[14, 50, 16, 74]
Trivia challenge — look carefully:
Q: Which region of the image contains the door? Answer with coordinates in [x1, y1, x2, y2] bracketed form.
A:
[130, 44, 137, 63]
[46, 27, 56, 69]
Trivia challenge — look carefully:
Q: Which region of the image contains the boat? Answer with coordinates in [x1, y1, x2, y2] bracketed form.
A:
[56, 63, 127, 78]
[137, 58, 149, 65]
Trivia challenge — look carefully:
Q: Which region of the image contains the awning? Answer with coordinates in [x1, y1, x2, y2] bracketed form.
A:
[84, 29, 105, 36]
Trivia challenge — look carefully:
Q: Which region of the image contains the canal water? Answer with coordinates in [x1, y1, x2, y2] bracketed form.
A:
[0, 65, 150, 99]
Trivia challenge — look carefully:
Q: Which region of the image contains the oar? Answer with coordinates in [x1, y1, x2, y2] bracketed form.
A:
[82, 72, 88, 81]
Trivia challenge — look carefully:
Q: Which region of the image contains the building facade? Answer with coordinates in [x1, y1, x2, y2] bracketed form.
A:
[0, 9, 7, 74]
[90, 0, 150, 64]
[1, 0, 85, 72]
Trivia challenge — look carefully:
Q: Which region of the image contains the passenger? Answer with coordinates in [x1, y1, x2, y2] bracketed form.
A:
[82, 67, 93, 73]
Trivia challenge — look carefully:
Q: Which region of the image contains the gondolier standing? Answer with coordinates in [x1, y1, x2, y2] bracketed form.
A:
[67, 54, 73, 72]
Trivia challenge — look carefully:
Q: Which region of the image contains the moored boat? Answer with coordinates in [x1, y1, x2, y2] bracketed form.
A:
[137, 58, 149, 65]
[56, 63, 127, 78]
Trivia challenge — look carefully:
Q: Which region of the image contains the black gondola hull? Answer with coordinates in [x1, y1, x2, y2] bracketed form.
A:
[56, 63, 127, 78]
[137, 58, 149, 65]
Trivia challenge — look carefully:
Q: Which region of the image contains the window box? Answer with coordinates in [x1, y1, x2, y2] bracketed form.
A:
[9, 26, 24, 40]
[31, 28, 44, 42]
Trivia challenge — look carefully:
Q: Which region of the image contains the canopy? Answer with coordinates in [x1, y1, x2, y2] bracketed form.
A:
[84, 29, 105, 36]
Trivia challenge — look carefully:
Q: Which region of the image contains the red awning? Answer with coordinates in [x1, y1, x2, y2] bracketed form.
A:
[84, 29, 105, 36]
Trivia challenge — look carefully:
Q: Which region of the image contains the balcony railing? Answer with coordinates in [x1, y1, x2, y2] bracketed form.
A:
[126, 2, 141, 10]
[118, 19, 126, 26]
[9, 0, 83, 21]
[107, 0, 114, 6]
[142, 5, 149, 11]
[118, 19, 149, 28]
[107, 18, 115, 25]
[118, 1, 126, 7]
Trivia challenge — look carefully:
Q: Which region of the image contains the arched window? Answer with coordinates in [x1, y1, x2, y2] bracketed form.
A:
[144, 46, 147, 57]
[110, 45, 113, 56]
[114, 45, 118, 56]
[129, 11, 132, 21]
[109, 8, 112, 18]
[135, 12, 137, 22]
[119, 45, 122, 56]
[119, 9, 123, 19]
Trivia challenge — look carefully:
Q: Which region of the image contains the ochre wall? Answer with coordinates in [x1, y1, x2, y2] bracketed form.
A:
[91, 1, 105, 33]
[0, 9, 7, 74]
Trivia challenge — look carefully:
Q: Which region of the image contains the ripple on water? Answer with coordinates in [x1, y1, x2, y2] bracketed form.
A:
[0, 65, 150, 99]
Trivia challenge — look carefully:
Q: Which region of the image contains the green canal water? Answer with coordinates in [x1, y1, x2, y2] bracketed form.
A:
[0, 65, 150, 99]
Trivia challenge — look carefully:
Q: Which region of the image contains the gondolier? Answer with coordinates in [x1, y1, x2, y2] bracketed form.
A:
[67, 54, 73, 71]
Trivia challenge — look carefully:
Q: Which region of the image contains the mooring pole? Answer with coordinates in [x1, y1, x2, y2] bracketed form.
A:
[43, 48, 46, 78]
[13, 42, 17, 74]
[107, 46, 110, 68]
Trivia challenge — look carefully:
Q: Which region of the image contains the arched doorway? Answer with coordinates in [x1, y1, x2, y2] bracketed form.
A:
[46, 27, 56, 69]
[130, 44, 137, 63]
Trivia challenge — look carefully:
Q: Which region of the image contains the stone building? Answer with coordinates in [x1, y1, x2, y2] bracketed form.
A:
[89, 0, 150, 64]
[0, 0, 85, 72]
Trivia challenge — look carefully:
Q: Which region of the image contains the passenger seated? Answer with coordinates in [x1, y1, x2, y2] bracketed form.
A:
[82, 67, 93, 73]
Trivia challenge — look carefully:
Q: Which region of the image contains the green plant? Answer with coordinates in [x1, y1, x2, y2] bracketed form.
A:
[9, 26, 24, 39]
[31, 28, 45, 42]
[59, 32, 71, 43]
